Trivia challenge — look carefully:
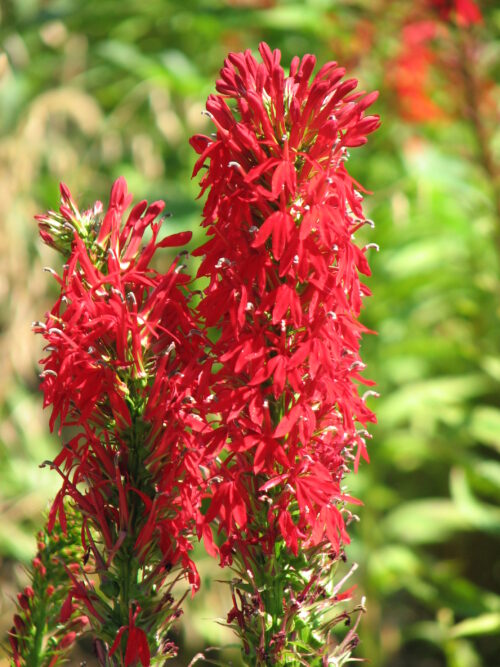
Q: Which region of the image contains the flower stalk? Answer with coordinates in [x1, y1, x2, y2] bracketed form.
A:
[191, 43, 379, 665]
[27, 179, 207, 664]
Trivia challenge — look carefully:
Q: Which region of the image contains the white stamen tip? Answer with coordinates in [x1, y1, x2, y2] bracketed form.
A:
[362, 390, 380, 401]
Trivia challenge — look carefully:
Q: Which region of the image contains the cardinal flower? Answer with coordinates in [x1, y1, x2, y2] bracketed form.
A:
[32, 178, 207, 663]
[192, 43, 379, 665]
[109, 605, 151, 667]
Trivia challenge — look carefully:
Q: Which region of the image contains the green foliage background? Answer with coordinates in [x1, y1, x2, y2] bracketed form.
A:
[0, 1, 499, 665]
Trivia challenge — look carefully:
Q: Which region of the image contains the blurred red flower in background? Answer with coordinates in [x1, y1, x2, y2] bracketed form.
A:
[389, 20, 447, 123]
[429, 0, 483, 26]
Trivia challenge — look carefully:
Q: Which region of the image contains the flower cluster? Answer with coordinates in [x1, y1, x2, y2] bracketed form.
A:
[191, 43, 379, 663]
[32, 178, 207, 663]
[10, 42, 380, 667]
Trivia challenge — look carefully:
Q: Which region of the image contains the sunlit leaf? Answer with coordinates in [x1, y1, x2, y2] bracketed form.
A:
[384, 500, 468, 544]
[450, 468, 500, 534]
[469, 406, 500, 451]
[451, 613, 500, 638]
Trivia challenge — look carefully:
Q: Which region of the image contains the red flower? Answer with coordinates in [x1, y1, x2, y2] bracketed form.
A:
[36, 177, 194, 434]
[109, 606, 151, 667]
[429, 0, 483, 26]
[389, 21, 447, 123]
[34, 178, 208, 658]
[191, 42, 379, 563]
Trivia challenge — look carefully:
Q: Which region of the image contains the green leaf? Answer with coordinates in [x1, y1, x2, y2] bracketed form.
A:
[451, 613, 500, 638]
[0, 519, 37, 561]
[379, 375, 490, 428]
[367, 545, 422, 593]
[481, 356, 500, 383]
[450, 467, 500, 534]
[247, 5, 330, 33]
[469, 406, 500, 451]
[471, 460, 500, 501]
[384, 500, 468, 544]
[384, 238, 466, 278]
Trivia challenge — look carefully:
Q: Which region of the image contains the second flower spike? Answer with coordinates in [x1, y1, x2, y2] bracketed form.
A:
[33, 179, 207, 664]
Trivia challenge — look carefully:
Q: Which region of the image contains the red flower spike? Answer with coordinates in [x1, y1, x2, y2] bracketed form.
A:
[34, 178, 208, 661]
[192, 43, 379, 662]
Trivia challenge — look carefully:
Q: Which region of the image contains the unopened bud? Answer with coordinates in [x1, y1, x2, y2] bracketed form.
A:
[58, 631, 77, 649]
[13, 614, 25, 633]
[17, 594, 30, 610]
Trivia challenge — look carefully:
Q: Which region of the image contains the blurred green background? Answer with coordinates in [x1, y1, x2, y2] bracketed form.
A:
[1, 0, 499, 665]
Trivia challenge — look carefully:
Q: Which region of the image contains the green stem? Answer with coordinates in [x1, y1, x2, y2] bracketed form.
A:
[117, 413, 143, 632]
[28, 589, 47, 667]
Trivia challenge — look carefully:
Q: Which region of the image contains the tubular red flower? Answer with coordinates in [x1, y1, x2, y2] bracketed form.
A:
[109, 606, 151, 667]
